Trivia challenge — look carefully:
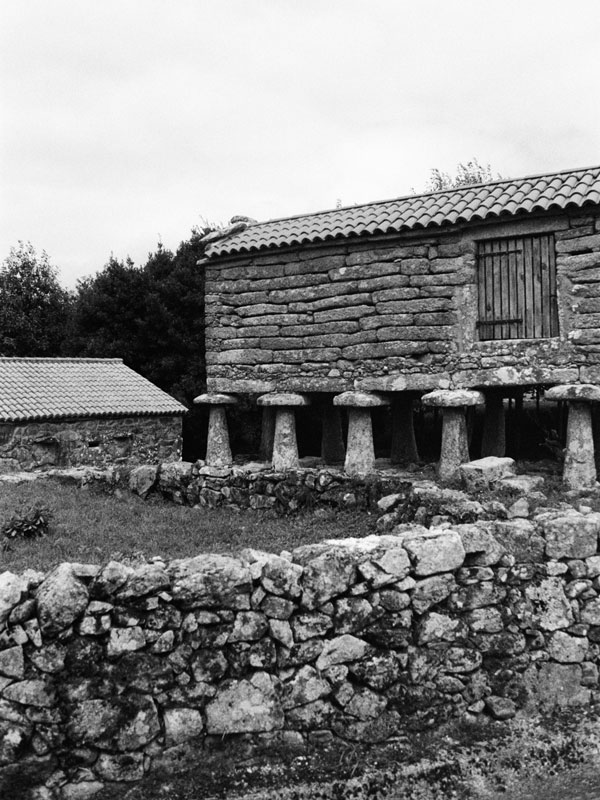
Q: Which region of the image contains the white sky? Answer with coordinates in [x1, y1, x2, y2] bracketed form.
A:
[1, 0, 599, 287]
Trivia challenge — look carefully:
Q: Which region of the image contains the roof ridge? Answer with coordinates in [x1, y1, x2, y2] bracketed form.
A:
[0, 357, 124, 363]
[249, 165, 600, 228]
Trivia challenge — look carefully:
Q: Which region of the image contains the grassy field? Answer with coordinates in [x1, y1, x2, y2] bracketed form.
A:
[0, 478, 378, 574]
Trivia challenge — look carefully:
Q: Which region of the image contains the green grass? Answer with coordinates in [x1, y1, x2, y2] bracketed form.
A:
[0, 479, 378, 574]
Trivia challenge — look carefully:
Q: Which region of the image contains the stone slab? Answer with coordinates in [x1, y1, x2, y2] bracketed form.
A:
[257, 393, 311, 407]
[545, 384, 600, 402]
[422, 389, 485, 407]
[193, 393, 238, 405]
[333, 391, 390, 408]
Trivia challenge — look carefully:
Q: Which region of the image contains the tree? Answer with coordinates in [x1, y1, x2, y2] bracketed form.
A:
[426, 159, 501, 192]
[0, 241, 71, 356]
[66, 229, 210, 406]
[65, 256, 149, 366]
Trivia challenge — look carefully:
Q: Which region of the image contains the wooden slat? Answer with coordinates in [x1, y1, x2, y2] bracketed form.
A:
[548, 233, 559, 336]
[532, 234, 544, 338]
[540, 234, 551, 336]
[477, 241, 486, 338]
[509, 238, 520, 338]
[523, 236, 534, 337]
[492, 238, 503, 340]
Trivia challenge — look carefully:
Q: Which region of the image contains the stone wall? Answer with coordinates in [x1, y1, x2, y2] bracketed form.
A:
[137, 460, 410, 512]
[204, 208, 600, 393]
[0, 416, 183, 472]
[2, 509, 600, 797]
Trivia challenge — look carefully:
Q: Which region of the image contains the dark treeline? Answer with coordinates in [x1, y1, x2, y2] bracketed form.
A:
[0, 232, 212, 458]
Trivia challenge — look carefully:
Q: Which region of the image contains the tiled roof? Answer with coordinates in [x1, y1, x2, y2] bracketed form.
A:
[207, 166, 600, 257]
[0, 358, 187, 422]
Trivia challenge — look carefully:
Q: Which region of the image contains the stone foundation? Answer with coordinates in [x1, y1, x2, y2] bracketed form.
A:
[0, 415, 183, 471]
[2, 505, 600, 797]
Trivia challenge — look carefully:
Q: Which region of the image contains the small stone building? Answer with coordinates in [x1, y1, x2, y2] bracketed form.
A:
[198, 166, 600, 483]
[0, 358, 186, 470]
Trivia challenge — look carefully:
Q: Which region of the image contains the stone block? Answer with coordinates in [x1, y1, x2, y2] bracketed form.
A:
[402, 530, 465, 575]
[538, 511, 600, 559]
[530, 663, 591, 708]
[164, 708, 204, 746]
[525, 578, 574, 631]
[0, 571, 26, 627]
[315, 634, 370, 670]
[36, 564, 88, 635]
[459, 457, 516, 491]
[494, 519, 544, 562]
[205, 672, 283, 734]
[548, 631, 588, 663]
[455, 523, 505, 566]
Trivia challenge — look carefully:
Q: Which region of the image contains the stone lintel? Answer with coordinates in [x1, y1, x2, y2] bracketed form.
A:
[257, 393, 310, 407]
[211, 379, 276, 394]
[450, 366, 579, 388]
[545, 384, 600, 403]
[357, 374, 451, 393]
[422, 389, 484, 408]
[333, 391, 390, 408]
[194, 393, 238, 405]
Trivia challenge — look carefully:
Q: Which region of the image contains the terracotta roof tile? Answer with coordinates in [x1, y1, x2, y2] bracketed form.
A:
[0, 358, 186, 422]
[207, 166, 600, 257]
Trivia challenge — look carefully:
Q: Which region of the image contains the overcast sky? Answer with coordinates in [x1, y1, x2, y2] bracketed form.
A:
[1, 0, 599, 287]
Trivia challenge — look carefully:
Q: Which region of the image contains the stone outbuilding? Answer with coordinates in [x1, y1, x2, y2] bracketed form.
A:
[0, 357, 186, 470]
[199, 166, 600, 479]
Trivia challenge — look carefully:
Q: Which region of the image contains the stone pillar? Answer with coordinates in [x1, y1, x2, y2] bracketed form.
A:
[321, 405, 346, 465]
[390, 394, 419, 464]
[421, 389, 485, 481]
[259, 407, 276, 462]
[545, 384, 600, 490]
[333, 391, 390, 477]
[257, 393, 310, 471]
[193, 393, 238, 467]
[481, 389, 506, 458]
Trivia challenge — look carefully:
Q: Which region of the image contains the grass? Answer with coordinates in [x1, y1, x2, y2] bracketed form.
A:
[0, 478, 379, 574]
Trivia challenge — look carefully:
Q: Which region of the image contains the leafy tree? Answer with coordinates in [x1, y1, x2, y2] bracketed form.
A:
[426, 159, 502, 192]
[0, 241, 71, 356]
[66, 229, 209, 407]
[65, 256, 149, 366]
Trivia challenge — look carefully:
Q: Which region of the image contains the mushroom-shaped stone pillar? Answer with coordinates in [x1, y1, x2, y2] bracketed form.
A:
[194, 393, 238, 467]
[333, 391, 390, 476]
[257, 393, 310, 471]
[544, 384, 600, 490]
[421, 389, 485, 481]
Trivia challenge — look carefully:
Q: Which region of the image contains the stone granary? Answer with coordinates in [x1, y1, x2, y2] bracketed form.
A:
[198, 166, 600, 484]
[0, 358, 186, 470]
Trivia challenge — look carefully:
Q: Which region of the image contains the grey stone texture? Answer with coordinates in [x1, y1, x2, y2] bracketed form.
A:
[194, 393, 238, 467]
[204, 209, 600, 396]
[258, 393, 310, 471]
[0, 415, 182, 470]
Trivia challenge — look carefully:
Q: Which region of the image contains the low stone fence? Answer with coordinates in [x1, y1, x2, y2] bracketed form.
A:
[131, 460, 414, 513]
[2, 507, 600, 798]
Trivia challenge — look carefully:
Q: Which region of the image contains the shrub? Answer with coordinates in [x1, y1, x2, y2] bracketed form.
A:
[2, 504, 52, 546]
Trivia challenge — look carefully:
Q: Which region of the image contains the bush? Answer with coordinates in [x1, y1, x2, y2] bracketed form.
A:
[2, 504, 52, 546]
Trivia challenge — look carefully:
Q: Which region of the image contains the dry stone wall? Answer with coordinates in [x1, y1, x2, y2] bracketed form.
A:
[133, 460, 410, 513]
[0, 416, 183, 472]
[2, 510, 600, 798]
[205, 209, 600, 393]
